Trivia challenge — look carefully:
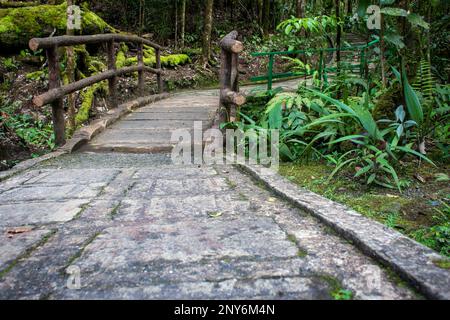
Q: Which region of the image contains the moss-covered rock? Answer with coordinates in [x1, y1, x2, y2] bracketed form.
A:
[75, 81, 106, 127]
[0, 2, 114, 51]
[116, 45, 190, 69]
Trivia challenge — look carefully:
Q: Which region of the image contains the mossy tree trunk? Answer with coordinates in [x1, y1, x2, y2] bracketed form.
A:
[180, 0, 186, 48]
[257, 0, 263, 25]
[66, 0, 76, 133]
[201, 0, 214, 66]
[296, 0, 304, 18]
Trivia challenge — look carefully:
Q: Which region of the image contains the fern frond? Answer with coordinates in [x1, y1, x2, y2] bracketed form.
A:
[414, 59, 435, 101]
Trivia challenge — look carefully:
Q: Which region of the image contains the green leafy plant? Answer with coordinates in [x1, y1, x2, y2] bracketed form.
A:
[1, 57, 18, 71]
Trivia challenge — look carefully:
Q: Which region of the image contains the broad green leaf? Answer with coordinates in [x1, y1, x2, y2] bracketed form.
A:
[354, 165, 373, 178]
[301, 87, 356, 115]
[328, 159, 356, 182]
[367, 173, 377, 185]
[384, 32, 405, 49]
[381, 7, 408, 17]
[327, 135, 366, 145]
[402, 63, 424, 124]
[391, 66, 401, 82]
[407, 13, 429, 29]
[395, 146, 436, 166]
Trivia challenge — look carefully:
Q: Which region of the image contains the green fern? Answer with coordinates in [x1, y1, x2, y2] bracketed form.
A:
[413, 59, 435, 101]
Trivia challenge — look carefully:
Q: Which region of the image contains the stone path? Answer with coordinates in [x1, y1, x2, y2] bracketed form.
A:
[0, 89, 424, 300]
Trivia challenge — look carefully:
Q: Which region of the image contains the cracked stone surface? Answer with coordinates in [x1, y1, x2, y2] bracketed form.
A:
[1, 88, 445, 300]
[0, 152, 420, 300]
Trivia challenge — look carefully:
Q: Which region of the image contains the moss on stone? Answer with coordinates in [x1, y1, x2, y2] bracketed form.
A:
[0, 2, 114, 50]
[124, 53, 190, 68]
[115, 44, 190, 69]
[433, 259, 450, 270]
[161, 54, 191, 67]
[115, 50, 127, 69]
[317, 274, 354, 300]
[25, 70, 46, 81]
[75, 81, 106, 127]
[279, 162, 450, 256]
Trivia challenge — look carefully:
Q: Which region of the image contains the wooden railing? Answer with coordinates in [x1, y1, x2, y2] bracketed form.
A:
[29, 34, 165, 146]
[219, 31, 246, 122]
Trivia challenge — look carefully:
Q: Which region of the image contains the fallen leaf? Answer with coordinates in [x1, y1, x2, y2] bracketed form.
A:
[7, 227, 33, 235]
[208, 212, 223, 218]
[414, 174, 426, 183]
[267, 197, 277, 203]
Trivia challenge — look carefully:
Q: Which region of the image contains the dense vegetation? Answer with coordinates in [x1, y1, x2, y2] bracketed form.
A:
[0, 0, 448, 256]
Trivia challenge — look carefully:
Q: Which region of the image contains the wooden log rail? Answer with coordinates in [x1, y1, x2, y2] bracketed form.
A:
[219, 31, 246, 122]
[29, 33, 166, 146]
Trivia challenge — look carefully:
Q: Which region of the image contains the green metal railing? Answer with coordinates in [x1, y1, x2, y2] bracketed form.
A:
[250, 39, 380, 92]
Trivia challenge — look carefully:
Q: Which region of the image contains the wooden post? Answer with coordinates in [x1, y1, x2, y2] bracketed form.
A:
[107, 40, 118, 109]
[137, 43, 145, 95]
[219, 31, 245, 123]
[47, 45, 65, 146]
[156, 48, 163, 93]
[267, 54, 274, 92]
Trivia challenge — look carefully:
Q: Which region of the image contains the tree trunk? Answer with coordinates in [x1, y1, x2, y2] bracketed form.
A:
[263, 0, 270, 38]
[257, 0, 263, 25]
[180, 0, 186, 48]
[296, 0, 304, 18]
[380, 13, 387, 88]
[174, 0, 178, 50]
[335, 0, 341, 66]
[347, 0, 352, 15]
[66, 0, 76, 133]
[202, 0, 214, 65]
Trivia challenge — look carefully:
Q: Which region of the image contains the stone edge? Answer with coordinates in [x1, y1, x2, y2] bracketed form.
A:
[237, 163, 450, 300]
[0, 93, 170, 182]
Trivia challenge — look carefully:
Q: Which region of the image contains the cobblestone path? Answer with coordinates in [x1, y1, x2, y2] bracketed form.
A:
[0, 90, 423, 299]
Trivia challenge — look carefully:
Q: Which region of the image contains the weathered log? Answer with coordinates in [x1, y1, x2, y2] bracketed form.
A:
[0, 1, 39, 9]
[47, 45, 65, 146]
[221, 89, 246, 106]
[220, 31, 244, 53]
[29, 34, 164, 52]
[33, 65, 163, 107]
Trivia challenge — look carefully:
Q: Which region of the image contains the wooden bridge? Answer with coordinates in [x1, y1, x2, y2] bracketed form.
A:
[28, 32, 245, 150]
[0, 32, 448, 300]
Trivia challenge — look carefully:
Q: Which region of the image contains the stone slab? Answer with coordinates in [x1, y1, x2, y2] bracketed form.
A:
[238, 163, 450, 300]
[126, 112, 213, 121]
[0, 228, 52, 272]
[0, 200, 90, 227]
